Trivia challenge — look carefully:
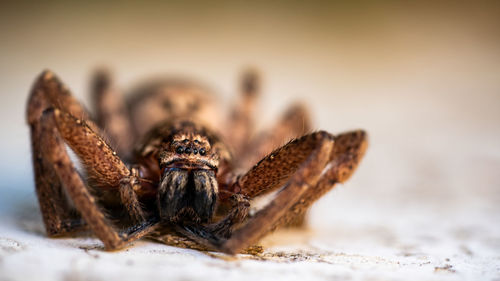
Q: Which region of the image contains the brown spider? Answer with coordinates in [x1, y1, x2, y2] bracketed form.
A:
[26, 68, 367, 254]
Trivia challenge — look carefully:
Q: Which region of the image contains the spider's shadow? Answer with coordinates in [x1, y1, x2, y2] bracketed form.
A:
[0, 185, 46, 237]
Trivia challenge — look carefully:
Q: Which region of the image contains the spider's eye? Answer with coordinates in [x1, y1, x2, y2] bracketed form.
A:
[184, 147, 192, 154]
[193, 148, 198, 154]
[176, 146, 184, 154]
[199, 148, 206, 156]
[183, 139, 189, 144]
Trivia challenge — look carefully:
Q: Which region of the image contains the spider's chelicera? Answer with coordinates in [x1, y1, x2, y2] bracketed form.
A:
[26, 68, 367, 254]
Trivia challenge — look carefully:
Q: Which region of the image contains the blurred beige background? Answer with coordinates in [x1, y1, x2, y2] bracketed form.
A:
[0, 1, 499, 280]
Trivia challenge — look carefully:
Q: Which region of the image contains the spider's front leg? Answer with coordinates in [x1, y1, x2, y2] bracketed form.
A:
[26, 71, 95, 236]
[27, 71, 157, 249]
[227, 131, 367, 254]
[40, 108, 157, 249]
[218, 132, 334, 254]
[192, 130, 367, 254]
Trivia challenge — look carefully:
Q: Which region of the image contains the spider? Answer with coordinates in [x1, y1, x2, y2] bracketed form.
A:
[26, 68, 367, 254]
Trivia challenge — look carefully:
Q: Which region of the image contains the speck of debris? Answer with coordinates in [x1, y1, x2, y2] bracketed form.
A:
[434, 264, 456, 273]
[460, 245, 474, 256]
[0, 237, 24, 254]
[78, 245, 100, 259]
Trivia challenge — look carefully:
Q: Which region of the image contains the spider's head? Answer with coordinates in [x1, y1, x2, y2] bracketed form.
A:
[156, 122, 220, 224]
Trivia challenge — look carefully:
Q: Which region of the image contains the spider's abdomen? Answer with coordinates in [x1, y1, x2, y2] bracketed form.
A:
[126, 79, 221, 140]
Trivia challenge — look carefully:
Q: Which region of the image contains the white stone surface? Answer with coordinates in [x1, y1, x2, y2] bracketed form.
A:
[1, 173, 499, 281]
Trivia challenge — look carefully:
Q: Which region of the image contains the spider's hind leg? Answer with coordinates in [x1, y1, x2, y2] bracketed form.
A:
[224, 69, 260, 156]
[91, 69, 135, 160]
[238, 103, 312, 173]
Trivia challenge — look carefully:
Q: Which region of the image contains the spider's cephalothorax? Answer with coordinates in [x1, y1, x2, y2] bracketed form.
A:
[26, 69, 368, 254]
[152, 121, 220, 224]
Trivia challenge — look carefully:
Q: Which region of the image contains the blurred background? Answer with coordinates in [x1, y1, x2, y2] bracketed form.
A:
[0, 1, 499, 280]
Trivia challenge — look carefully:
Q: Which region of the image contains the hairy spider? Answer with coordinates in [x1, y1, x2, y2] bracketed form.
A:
[26, 68, 367, 254]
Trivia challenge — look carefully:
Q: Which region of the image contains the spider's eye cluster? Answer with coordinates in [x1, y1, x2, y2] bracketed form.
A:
[175, 139, 207, 156]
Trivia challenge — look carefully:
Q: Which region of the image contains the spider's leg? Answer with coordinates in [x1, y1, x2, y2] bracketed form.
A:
[215, 132, 334, 254]
[53, 106, 148, 224]
[26, 71, 95, 236]
[27, 71, 150, 244]
[27, 110, 87, 236]
[207, 194, 250, 238]
[238, 103, 312, 170]
[273, 130, 368, 229]
[225, 132, 331, 198]
[119, 169, 147, 223]
[27, 71, 131, 189]
[220, 131, 367, 234]
[209, 131, 367, 251]
[39, 109, 159, 249]
[223, 69, 260, 156]
[27, 70, 98, 132]
[91, 69, 135, 160]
